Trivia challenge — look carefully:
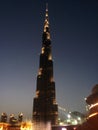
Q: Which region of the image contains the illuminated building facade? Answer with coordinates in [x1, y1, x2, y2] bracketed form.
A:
[32, 5, 58, 125]
[9, 114, 18, 125]
[18, 113, 23, 123]
[76, 84, 98, 130]
[86, 84, 98, 119]
[0, 113, 7, 123]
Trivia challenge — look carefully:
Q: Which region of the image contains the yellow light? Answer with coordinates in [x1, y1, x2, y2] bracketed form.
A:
[38, 68, 42, 75]
[36, 91, 39, 97]
[48, 55, 52, 60]
[41, 47, 44, 54]
[89, 102, 98, 109]
[20, 121, 33, 130]
[0, 123, 9, 130]
[0, 125, 3, 130]
[88, 112, 98, 118]
[47, 33, 50, 39]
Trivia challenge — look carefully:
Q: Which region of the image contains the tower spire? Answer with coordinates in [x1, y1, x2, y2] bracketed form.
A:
[46, 3, 48, 11]
[42, 3, 51, 45]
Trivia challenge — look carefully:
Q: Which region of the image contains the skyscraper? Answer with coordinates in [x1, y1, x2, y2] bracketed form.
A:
[32, 5, 58, 125]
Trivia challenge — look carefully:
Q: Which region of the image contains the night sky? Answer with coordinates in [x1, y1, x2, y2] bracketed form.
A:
[0, 0, 97, 119]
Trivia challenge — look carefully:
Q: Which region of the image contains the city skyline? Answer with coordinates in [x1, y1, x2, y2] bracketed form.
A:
[0, 0, 97, 119]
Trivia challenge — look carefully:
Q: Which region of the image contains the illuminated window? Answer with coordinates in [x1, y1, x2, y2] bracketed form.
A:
[46, 32, 50, 39]
[41, 47, 45, 54]
[38, 68, 42, 75]
[48, 54, 52, 60]
[46, 13, 48, 17]
[36, 91, 39, 97]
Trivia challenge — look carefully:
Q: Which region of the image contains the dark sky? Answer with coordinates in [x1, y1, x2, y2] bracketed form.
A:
[0, 0, 98, 119]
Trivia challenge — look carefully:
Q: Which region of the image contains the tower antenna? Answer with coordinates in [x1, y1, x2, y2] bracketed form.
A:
[46, 3, 48, 11]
